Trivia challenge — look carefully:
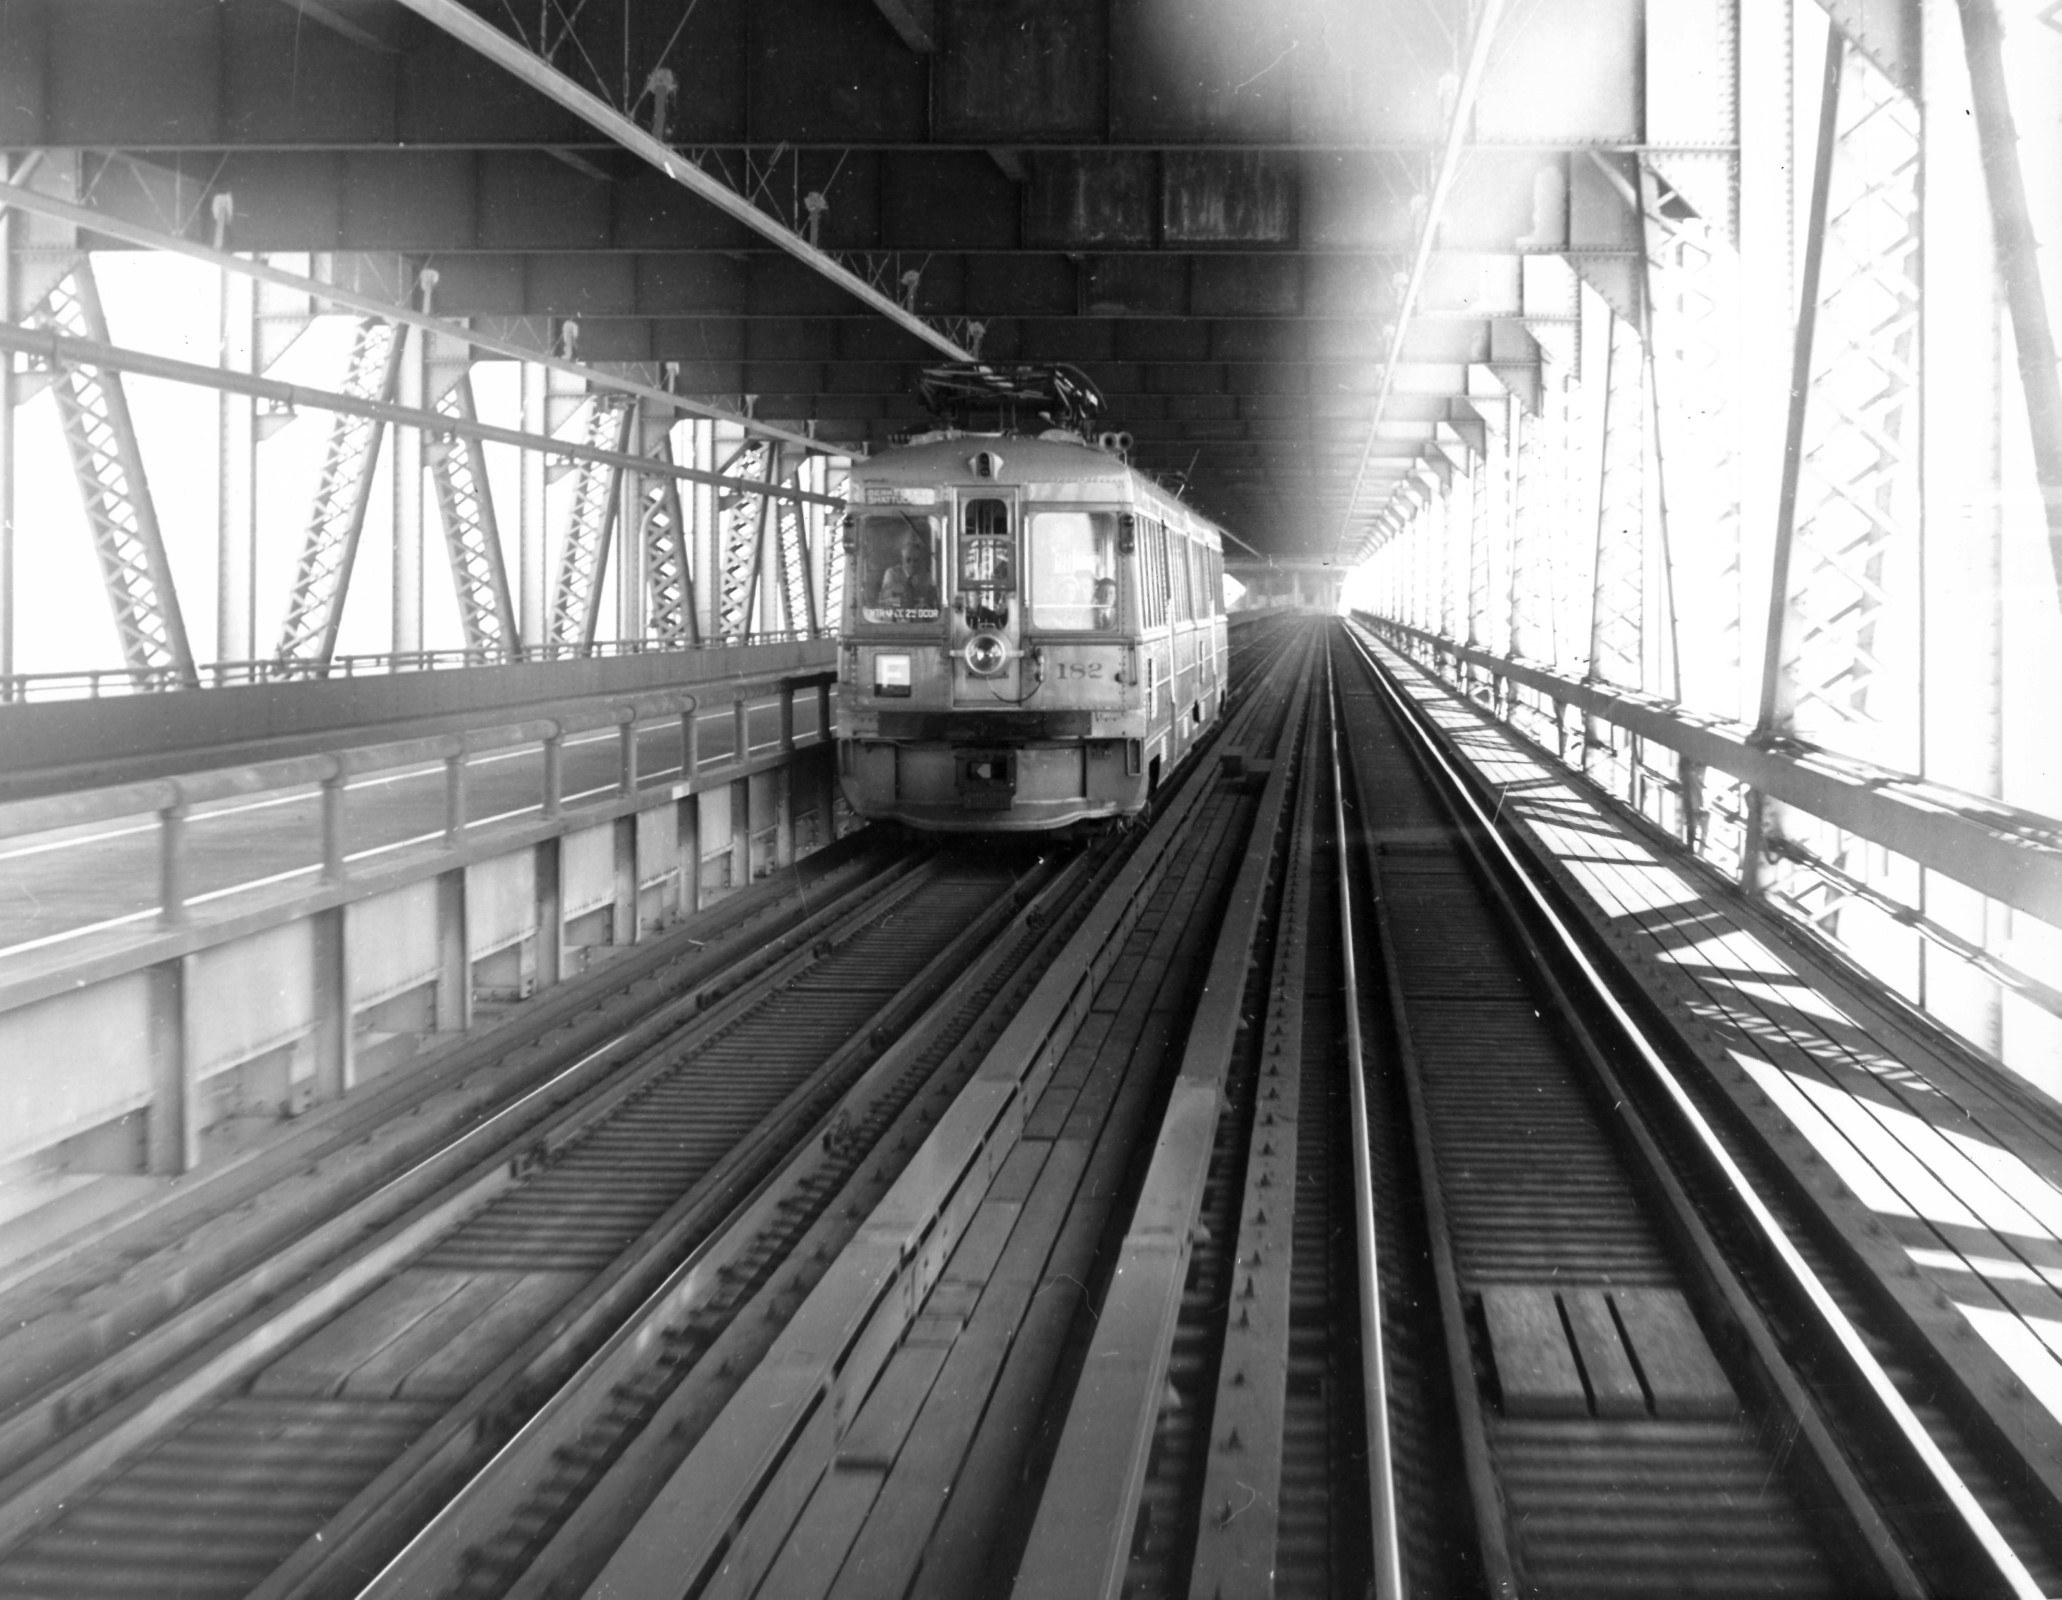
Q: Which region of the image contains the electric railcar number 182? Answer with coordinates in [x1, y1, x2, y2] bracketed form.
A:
[834, 366, 1231, 835]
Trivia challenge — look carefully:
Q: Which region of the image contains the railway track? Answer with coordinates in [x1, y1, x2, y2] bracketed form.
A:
[0, 622, 1313, 1600]
[1336, 621, 2062, 1598]
[560, 616, 1318, 1600]
[17, 615, 2045, 1598]
[0, 839, 1085, 1599]
[1002, 616, 2062, 1599]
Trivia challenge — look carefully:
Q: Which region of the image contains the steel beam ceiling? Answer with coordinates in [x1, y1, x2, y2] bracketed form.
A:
[0, 0, 1684, 554]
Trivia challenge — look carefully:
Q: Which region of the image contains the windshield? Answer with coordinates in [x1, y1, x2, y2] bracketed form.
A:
[1028, 511, 1118, 630]
[856, 513, 941, 623]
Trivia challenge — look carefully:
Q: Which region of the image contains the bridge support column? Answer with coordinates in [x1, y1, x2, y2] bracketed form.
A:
[534, 839, 562, 991]
[310, 907, 353, 1102]
[676, 794, 700, 923]
[434, 869, 470, 1033]
[146, 962, 192, 1175]
[730, 776, 751, 893]
[610, 815, 637, 947]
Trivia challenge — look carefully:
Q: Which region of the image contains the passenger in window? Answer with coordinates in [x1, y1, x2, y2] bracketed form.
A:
[1092, 576, 1116, 629]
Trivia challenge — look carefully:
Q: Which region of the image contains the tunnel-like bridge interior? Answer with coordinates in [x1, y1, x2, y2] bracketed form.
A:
[2, 2, 2060, 1596]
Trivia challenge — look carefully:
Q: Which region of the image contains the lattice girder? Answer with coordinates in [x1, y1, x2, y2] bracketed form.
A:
[275, 317, 407, 666]
[1588, 310, 1650, 695]
[26, 260, 197, 683]
[550, 399, 632, 651]
[1508, 397, 1563, 668]
[426, 373, 518, 658]
[819, 459, 849, 626]
[1771, 44, 1924, 767]
[1642, 162, 1745, 718]
[641, 429, 699, 645]
[715, 440, 773, 640]
[774, 469, 817, 637]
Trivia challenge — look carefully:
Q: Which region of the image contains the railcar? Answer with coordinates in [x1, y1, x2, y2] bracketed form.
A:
[834, 366, 1231, 833]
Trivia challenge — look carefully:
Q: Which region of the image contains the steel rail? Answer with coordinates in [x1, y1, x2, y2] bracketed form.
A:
[580, 619, 1299, 1600]
[1340, 621, 2049, 1600]
[1324, 649, 1405, 1600]
[391, 0, 974, 364]
[0, 856, 943, 1550]
[1333, 639, 1519, 1600]
[1012, 637, 1314, 1600]
[1331, 0, 1509, 563]
[0, 321, 845, 507]
[0, 180, 830, 453]
[341, 845, 1093, 1600]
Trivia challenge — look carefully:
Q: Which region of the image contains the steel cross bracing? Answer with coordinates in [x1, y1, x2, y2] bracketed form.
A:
[548, 398, 631, 652]
[1585, 306, 1652, 801]
[1642, 166, 1744, 718]
[641, 432, 699, 646]
[772, 468, 817, 638]
[23, 258, 196, 685]
[427, 373, 519, 660]
[819, 460, 848, 630]
[1764, 39, 1924, 773]
[274, 316, 407, 667]
[391, 0, 974, 363]
[715, 439, 774, 641]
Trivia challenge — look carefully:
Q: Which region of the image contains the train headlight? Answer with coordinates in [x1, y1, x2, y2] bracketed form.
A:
[874, 653, 913, 696]
[964, 631, 1009, 677]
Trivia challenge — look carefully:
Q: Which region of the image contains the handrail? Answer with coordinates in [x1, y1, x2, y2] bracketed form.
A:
[0, 658, 828, 844]
[0, 632, 825, 705]
[1353, 613, 2062, 929]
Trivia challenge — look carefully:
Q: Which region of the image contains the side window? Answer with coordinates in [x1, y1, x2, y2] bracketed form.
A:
[1172, 532, 1193, 622]
[857, 515, 941, 623]
[1028, 511, 1118, 630]
[959, 497, 1014, 629]
[1142, 518, 1165, 629]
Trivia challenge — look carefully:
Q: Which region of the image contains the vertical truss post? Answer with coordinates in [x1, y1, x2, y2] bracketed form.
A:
[215, 213, 258, 678]
[1441, 467, 1466, 657]
[693, 420, 722, 641]
[819, 456, 849, 628]
[1955, 0, 2062, 598]
[1752, 28, 1924, 935]
[1402, 505, 1419, 631]
[1507, 400, 1542, 663]
[1466, 443, 1491, 672]
[641, 411, 700, 646]
[1585, 307, 1649, 789]
[519, 362, 548, 650]
[550, 398, 631, 654]
[1588, 311, 1649, 693]
[774, 452, 818, 637]
[1416, 490, 1439, 635]
[1756, 32, 1922, 763]
[1641, 164, 1742, 718]
[620, 438, 647, 646]
[1920, 0, 2011, 1045]
[275, 316, 406, 668]
[0, 157, 17, 684]
[715, 439, 774, 641]
[1747, 28, 1844, 890]
[27, 258, 198, 685]
[427, 372, 519, 660]
[390, 291, 427, 659]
